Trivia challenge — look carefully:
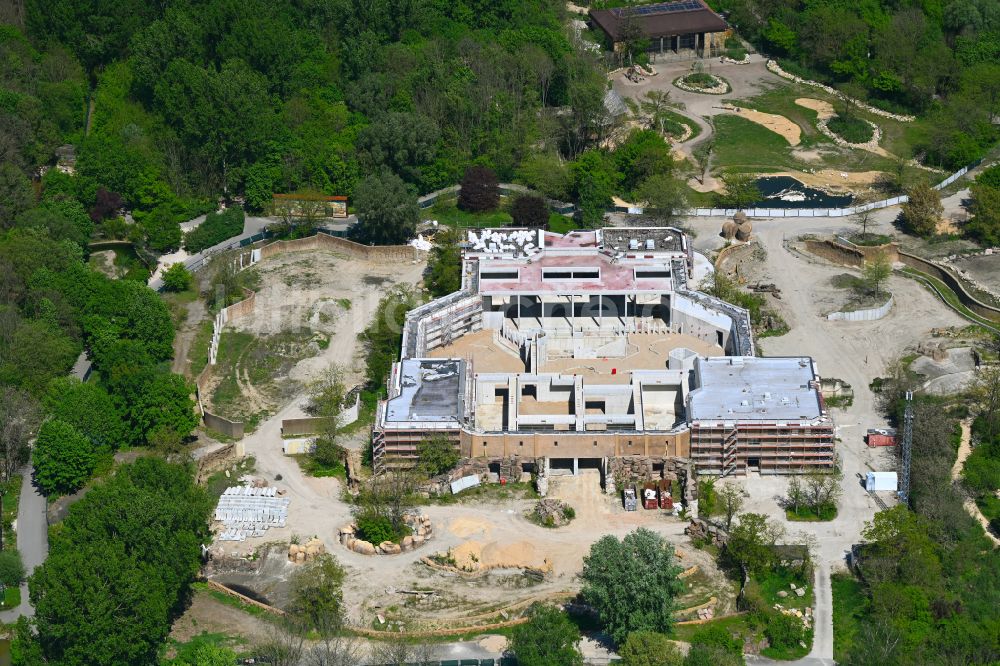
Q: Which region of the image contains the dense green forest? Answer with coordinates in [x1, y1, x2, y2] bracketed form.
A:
[714, 0, 1000, 168]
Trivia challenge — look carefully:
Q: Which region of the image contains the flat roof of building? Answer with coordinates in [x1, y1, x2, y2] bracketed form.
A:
[384, 359, 464, 424]
[688, 356, 823, 422]
[601, 228, 685, 254]
[590, 0, 727, 41]
[477, 251, 677, 295]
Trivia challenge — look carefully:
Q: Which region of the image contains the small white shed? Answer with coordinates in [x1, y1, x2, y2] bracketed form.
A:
[865, 471, 898, 492]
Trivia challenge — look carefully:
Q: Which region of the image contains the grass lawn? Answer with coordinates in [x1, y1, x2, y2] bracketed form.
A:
[831, 572, 867, 663]
[2, 475, 21, 551]
[188, 319, 215, 377]
[422, 199, 513, 229]
[293, 454, 347, 480]
[661, 109, 702, 141]
[547, 213, 577, 234]
[718, 83, 936, 185]
[0, 585, 20, 609]
[711, 114, 798, 173]
[160, 631, 247, 665]
[787, 505, 838, 521]
[670, 613, 751, 643]
[161, 288, 199, 326]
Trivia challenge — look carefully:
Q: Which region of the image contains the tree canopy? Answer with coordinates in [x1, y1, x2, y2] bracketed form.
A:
[18, 458, 213, 665]
[580, 528, 685, 644]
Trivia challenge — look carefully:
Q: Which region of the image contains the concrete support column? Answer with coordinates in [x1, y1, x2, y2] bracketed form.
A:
[517, 295, 521, 326]
[573, 458, 579, 475]
[598, 294, 603, 328]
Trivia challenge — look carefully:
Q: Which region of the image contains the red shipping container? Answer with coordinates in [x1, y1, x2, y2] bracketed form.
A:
[867, 434, 896, 447]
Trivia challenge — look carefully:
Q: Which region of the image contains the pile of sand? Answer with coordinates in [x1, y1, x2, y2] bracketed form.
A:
[451, 540, 550, 572]
[724, 105, 801, 146]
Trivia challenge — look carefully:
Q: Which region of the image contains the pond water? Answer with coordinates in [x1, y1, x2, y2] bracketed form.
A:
[754, 176, 854, 208]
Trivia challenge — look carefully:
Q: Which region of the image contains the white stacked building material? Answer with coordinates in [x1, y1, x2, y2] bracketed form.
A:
[214, 485, 289, 541]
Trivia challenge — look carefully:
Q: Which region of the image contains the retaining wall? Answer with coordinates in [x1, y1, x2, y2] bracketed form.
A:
[714, 240, 757, 276]
[258, 232, 417, 262]
[827, 295, 894, 321]
[897, 251, 1000, 323]
[802, 239, 897, 268]
[280, 393, 361, 436]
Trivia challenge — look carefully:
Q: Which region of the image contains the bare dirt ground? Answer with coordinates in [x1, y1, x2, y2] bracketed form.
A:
[169, 590, 272, 644]
[88, 249, 118, 279]
[201, 251, 425, 422]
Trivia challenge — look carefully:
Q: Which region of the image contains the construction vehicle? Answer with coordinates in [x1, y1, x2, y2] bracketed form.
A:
[657, 479, 673, 510]
[622, 483, 638, 511]
[642, 482, 658, 510]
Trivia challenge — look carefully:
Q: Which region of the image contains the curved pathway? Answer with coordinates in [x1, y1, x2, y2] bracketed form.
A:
[952, 420, 1000, 546]
[0, 467, 49, 622]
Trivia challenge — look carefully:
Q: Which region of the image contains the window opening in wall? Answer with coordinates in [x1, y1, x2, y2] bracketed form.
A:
[481, 270, 519, 280]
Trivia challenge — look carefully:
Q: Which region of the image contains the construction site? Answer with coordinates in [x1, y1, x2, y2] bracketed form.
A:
[374, 227, 835, 480]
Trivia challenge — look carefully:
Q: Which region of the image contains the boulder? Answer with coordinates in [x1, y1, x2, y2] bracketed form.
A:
[411, 534, 425, 546]
[777, 590, 788, 598]
[353, 540, 376, 555]
[402, 536, 414, 550]
[379, 541, 402, 555]
[795, 587, 806, 597]
[296, 551, 305, 562]
[417, 527, 427, 537]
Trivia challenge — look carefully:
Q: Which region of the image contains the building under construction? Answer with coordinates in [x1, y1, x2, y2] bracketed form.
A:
[373, 227, 834, 478]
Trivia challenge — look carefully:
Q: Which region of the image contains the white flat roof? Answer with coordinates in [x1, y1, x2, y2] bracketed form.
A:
[688, 356, 822, 422]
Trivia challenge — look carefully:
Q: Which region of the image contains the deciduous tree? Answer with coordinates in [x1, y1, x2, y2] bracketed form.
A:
[717, 483, 745, 530]
[458, 166, 500, 213]
[580, 528, 684, 644]
[511, 194, 549, 228]
[725, 512, 784, 578]
[509, 604, 583, 666]
[287, 554, 347, 637]
[33, 418, 96, 495]
[353, 170, 419, 245]
[862, 251, 892, 298]
[900, 182, 943, 237]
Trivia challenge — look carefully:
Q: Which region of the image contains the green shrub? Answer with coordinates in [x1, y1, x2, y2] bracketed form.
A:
[161, 262, 192, 292]
[827, 115, 874, 143]
[764, 611, 805, 649]
[562, 506, 576, 521]
[684, 73, 716, 87]
[726, 47, 747, 60]
[355, 514, 396, 545]
[0, 551, 25, 588]
[183, 207, 246, 253]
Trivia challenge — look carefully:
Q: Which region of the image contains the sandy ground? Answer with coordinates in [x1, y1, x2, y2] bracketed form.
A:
[794, 98, 834, 120]
[723, 105, 801, 145]
[681, 210, 968, 662]
[234, 251, 424, 387]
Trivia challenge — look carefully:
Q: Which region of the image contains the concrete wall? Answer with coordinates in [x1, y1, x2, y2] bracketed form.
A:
[827, 295, 894, 321]
[258, 232, 417, 262]
[280, 393, 361, 436]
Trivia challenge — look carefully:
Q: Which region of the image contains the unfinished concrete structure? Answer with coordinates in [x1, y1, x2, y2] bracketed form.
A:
[374, 228, 833, 479]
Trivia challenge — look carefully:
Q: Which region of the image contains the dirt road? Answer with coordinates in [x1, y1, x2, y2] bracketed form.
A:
[951, 420, 1000, 547]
